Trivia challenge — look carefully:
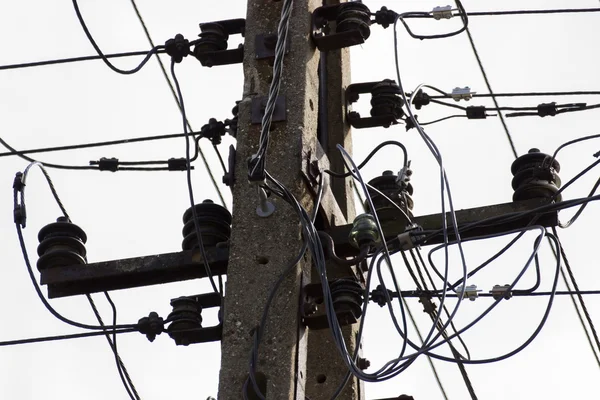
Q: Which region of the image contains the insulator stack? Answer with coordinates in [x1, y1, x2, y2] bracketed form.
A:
[194, 22, 229, 54]
[370, 79, 404, 120]
[181, 199, 232, 251]
[511, 148, 562, 202]
[330, 279, 364, 323]
[335, 2, 371, 39]
[37, 217, 87, 272]
[167, 297, 203, 346]
[349, 213, 380, 248]
[365, 170, 414, 227]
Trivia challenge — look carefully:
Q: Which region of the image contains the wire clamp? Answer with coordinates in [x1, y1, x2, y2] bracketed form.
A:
[537, 102, 558, 117]
[97, 157, 119, 172]
[371, 284, 394, 307]
[451, 87, 475, 101]
[137, 311, 164, 342]
[165, 34, 190, 63]
[490, 284, 512, 300]
[456, 284, 480, 301]
[396, 161, 412, 190]
[432, 5, 453, 20]
[168, 157, 188, 171]
[200, 118, 226, 145]
[374, 6, 399, 29]
[466, 106, 487, 119]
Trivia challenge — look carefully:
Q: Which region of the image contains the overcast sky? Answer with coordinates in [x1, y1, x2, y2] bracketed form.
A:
[1, 1, 600, 399]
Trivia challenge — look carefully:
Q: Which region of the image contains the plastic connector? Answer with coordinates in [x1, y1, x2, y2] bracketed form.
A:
[247, 155, 266, 182]
[137, 312, 164, 342]
[412, 90, 430, 110]
[466, 106, 486, 119]
[456, 284, 480, 301]
[13, 204, 26, 227]
[98, 157, 119, 172]
[165, 34, 190, 63]
[432, 5, 453, 20]
[374, 6, 398, 29]
[537, 102, 558, 117]
[490, 284, 512, 300]
[12, 172, 24, 192]
[168, 158, 188, 171]
[451, 87, 475, 102]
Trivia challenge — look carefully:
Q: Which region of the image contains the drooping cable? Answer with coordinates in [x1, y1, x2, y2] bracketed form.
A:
[169, 60, 220, 295]
[463, 23, 518, 158]
[551, 227, 600, 368]
[71, 0, 162, 75]
[0, 328, 136, 347]
[127, 0, 228, 206]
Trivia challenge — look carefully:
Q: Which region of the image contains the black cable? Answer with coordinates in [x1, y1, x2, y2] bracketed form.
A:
[552, 227, 600, 363]
[169, 60, 220, 295]
[325, 140, 408, 178]
[419, 115, 466, 126]
[0, 50, 165, 71]
[464, 24, 518, 158]
[429, 91, 600, 99]
[0, 131, 196, 158]
[71, 0, 162, 75]
[400, 8, 600, 19]
[397, 0, 469, 40]
[87, 294, 139, 400]
[0, 329, 137, 347]
[127, 0, 229, 204]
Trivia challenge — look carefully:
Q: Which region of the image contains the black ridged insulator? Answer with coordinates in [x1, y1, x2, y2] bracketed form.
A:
[167, 297, 203, 346]
[330, 279, 364, 323]
[194, 23, 229, 55]
[37, 217, 87, 272]
[365, 170, 414, 226]
[511, 148, 562, 202]
[181, 199, 232, 251]
[335, 2, 371, 39]
[370, 79, 404, 120]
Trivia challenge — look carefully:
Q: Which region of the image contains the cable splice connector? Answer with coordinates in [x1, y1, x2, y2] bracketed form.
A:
[165, 34, 190, 63]
[97, 157, 119, 172]
[466, 106, 487, 119]
[137, 312, 165, 342]
[537, 102, 558, 117]
[168, 157, 188, 171]
[432, 5, 453, 20]
[451, 86, 475, 101]
[396, 161, 412, 191]
[490, 284, 512, 300]
[374, 6, 398, 29]
[200, 118, 226, 145]
[371, 284, 394, 307]
[456, 284, 480, 301]
[412, 90, 431, 110]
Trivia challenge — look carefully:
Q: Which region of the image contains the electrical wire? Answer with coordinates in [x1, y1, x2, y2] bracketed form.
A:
[463, 20, 518, 158]
[400, 7, 600, 18]
[127, 0, 228, 206]
[0, 328, 137, 347]
[170, 60, 220, 296]
[0, 49, 166, 71]
[72, 0, 163, 75]
[396, 0, 468, 40]
[429, 91, 600, 99]
[249, 0, 293, 179]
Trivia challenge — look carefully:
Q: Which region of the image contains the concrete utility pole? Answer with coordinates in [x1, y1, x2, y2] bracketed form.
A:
[218, 0, 360, 399]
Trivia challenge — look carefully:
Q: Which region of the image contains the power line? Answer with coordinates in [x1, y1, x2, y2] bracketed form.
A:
[463, 25, 518, 158]
[127, 0, 228, 208]
[0, 328, 136, 347]
[0, 50, 165, 71]
[429, 91, 600, 99]
[402, 7, 600, 18]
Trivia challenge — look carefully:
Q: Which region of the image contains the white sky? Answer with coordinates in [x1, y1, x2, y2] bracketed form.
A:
[1, 1, 599, 399]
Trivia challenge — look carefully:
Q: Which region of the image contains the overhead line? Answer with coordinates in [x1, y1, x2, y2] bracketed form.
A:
[127, 0, 228, 208]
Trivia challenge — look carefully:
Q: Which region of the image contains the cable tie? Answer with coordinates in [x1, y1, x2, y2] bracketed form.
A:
[168, 157, 188, 171]
[490, 284, 512, 300]
[97, 157, 119, 172]
[412, 90, 431, 110]
[451, 86, 475, 102]
[374, 6, 399, 29]
[456, 284, 480, 301]
[432, 5, 453, 20]
[12, 172, 25, 192]
[137, 312, 164, 342]
[537, 102, 558, 117]
[165, 34, 190, 63]
[247, 154, 266, 182]
[466, 106, 487, 119]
